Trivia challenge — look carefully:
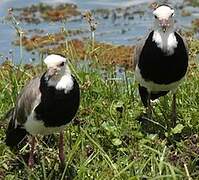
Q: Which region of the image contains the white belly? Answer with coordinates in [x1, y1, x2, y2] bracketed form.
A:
[24, 112, 66, 135]
[135, 66, 184, 92]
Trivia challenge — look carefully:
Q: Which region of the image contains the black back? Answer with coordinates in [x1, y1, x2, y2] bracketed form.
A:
[138, 31, 188, 84]
[35, 74, 80, 127]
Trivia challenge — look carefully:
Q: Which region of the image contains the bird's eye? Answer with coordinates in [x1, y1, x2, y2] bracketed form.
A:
[171, 13, 174, 17]
[60, 62, 65, 67]
[154, 15, 158, 19]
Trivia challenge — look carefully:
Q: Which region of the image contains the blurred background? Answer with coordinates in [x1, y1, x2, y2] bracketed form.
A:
[0, 0, 198, 64]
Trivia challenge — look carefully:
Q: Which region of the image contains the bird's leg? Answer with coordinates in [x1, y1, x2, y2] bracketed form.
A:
[59, 131, 65, 167]
[28, 136, 36, 168]
[146, 92, 152, 118]
[171, 93, 177, 127]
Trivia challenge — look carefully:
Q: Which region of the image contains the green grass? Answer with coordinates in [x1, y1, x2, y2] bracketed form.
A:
[1, 10, 199, 178]
[0, 53, 199, 179]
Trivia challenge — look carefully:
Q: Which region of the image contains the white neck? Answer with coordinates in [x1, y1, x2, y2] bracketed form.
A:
[152, 30, 178, 55]
[47, 67, 74, 93]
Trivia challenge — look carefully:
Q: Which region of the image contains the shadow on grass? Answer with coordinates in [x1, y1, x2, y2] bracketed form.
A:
[135, 113, 194, 145]
[136, 113, 167, 138]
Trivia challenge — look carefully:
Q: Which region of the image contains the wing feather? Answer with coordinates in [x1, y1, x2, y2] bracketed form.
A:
[13, 76, 42, 125]
[133, 31, 152, 70]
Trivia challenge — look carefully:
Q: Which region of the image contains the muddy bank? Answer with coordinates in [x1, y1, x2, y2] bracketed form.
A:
[192, 18, 199, 33]
[13, 32, 199, 69]
[14, 33, 134, 68]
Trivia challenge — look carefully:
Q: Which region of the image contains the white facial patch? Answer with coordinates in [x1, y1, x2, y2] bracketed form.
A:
[44, 54, 66, 68]
[153, 6, 174, 19]
[56, 74, 74, 93]
[47, 67, 74, 93]
[153, 30, 178, 55]
[44, 54, 74, 93]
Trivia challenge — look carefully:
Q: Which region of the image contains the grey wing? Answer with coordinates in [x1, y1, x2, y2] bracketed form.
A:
[176, 32, 189, 55]
[133, 32, 151, 70]
[133, 41, 145, 70]
[12, 76, 42, 126]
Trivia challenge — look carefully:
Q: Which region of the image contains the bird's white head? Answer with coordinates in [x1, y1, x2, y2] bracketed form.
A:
[153, 5, 175, 33]
[44, 54, 71, 80]
[44, 54, 74, 91]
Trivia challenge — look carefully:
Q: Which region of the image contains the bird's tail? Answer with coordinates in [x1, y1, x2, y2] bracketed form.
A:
[5, 108, 27, 148]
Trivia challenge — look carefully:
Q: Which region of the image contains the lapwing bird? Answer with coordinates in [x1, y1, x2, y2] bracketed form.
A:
[134, 4, 188, 126]
[5, 54, 80, 167]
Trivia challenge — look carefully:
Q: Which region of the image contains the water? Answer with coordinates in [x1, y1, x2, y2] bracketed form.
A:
[0, 0, 198, 63]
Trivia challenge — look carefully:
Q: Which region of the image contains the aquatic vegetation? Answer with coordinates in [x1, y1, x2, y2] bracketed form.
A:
[192, 18, 199, 33]
[185, 0, 199, 7]
[14, 33, 134, 68]
[14, 30, 86, 50]
[12, 3, 81, 23]
[181, 9, 192, 17]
